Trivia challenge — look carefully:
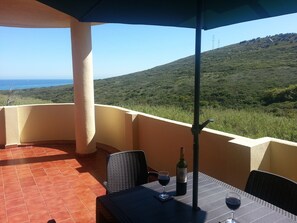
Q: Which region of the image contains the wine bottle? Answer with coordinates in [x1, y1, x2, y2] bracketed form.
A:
[176, 147, 187, 195]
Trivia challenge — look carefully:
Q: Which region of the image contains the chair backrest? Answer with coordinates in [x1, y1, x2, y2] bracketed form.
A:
[245, 170, 297, 215]
[106, 150, 149, 193]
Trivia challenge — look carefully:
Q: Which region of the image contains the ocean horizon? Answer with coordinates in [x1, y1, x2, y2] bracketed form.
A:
[0, 79, 73, 90]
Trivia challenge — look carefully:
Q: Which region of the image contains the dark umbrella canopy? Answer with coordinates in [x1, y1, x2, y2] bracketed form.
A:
[38, 0, 297, 29]
[38, 0, 297, 210]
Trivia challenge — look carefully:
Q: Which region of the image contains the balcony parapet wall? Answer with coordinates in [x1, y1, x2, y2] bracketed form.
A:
[0, 107, 5, 148]
[1, 104, 296, 189]
[1, 104, 75, 147]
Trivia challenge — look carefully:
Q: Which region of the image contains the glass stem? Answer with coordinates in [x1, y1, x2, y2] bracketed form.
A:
[163, 186, 165, 194]
[231, 211, 234, 219]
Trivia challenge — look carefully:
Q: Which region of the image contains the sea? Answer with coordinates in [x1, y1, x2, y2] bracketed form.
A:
[0, 79, 73, 90]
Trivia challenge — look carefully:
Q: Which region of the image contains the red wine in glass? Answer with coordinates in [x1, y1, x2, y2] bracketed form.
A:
[158, 176, 170, 186]
[158, 171, 170, 200]
[226, 197, 241, 210]
[225, 192, 241, 223]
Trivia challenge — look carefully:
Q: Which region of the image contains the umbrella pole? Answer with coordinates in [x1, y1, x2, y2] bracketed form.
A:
[192, 0, 203, 211]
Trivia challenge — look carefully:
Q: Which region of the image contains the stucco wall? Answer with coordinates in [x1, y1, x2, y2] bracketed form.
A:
[95, 105, 129, 150]
[18, 104, 75, 143]
[137, 113, 193, 175]
[0, 107, 5, 147]
[4, 106, 20, 147]
[201, 130, 252, 189]
[249, 138, 271, 172]
[270, 139, 297, 182]
[136, 113, 253, 190]
[94, 106, 297, 190]
[2, 104, 297, 190]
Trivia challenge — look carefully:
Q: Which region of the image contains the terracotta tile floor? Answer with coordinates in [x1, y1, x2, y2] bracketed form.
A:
[0, 144, 109, 223]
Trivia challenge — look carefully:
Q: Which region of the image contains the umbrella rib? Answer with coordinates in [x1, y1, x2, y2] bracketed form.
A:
[249, 0, 270, 18]
[79, 0, 104, 21]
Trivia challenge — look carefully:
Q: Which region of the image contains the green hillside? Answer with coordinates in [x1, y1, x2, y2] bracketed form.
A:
[95, 33, 297, 113]
[1, 33, 297, 141]
[4, 33, 297, 112]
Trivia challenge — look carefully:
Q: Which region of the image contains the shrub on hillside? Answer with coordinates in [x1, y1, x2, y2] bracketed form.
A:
[262, 84, 297, 105]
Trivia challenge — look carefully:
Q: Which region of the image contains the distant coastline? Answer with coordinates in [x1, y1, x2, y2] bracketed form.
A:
[0, 79, 73, 90]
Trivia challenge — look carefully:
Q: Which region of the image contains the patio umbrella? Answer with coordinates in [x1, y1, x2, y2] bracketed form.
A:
[37, 0, 297, 29]
[38, 0, 297, 210]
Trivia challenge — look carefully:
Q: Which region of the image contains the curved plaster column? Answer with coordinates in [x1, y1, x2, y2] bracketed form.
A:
[70, 19, 96, 155]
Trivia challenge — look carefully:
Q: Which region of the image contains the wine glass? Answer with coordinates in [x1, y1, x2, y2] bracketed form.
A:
[158, 171, 170, 200]
[225, 191, 241, 223]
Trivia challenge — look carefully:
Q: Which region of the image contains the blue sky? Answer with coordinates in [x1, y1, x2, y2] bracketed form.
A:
[1, 12, 297, 80]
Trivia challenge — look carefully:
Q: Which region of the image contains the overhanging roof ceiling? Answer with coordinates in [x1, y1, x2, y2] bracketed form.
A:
[0, 0, 72, 28]
[37, 0, 297, 30]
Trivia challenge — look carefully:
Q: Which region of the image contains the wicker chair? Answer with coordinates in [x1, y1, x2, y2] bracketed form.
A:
[104, 150, 158, 193]
[245, 170, 297, 215]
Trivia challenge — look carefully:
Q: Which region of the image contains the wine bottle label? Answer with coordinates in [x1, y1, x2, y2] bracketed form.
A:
[176, 168, 187, 183]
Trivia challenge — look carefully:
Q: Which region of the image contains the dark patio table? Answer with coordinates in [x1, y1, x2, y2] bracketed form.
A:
[96, 172, 297, 223]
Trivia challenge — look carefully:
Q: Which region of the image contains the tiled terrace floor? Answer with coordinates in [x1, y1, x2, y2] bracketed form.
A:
[0, 144, 109, 223]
